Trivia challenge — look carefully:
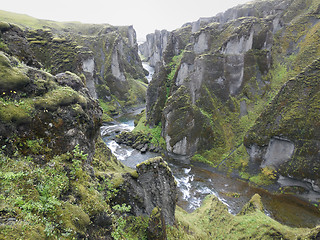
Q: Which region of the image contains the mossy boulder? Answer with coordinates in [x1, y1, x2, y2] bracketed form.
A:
[0, 52, 30, 91]
[0, 54, 102, 161]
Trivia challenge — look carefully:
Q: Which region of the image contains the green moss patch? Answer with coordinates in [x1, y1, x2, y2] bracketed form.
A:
[168, 194, 314, 239]
[34, 86, 87, 111]
[0, 52, 30, 91]
[0, 98, 33, 124]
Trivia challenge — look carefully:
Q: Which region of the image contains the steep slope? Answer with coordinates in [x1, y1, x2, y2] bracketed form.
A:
[245, 58, 320, 192]
[0, 17, 177, 239]
[0, 48, 176, 240]
[140, 0, 320, 193]
[0, 11, 148, 121]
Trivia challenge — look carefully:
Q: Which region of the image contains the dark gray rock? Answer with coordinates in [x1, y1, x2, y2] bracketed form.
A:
[56, 72, 85, 91]
[93, 212, 113, 227]
[0, 23, 41, 68]
[116, 157, 177, 225]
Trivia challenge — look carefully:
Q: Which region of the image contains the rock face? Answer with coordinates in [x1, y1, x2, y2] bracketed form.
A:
[116, 157, 177, 225]
[245, 58, 320, 191]
[139, 30, 170, 67]
[143, 0, 320, 194]
[0, 51, 102, 161]
[0, 19, 147, 117]
[182, 0, 289, 33]
[0, 22, 41, 68]
[147, 12, 274, 156]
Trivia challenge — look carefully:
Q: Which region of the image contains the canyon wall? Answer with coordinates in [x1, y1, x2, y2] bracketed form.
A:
[141, 0, 320, 193]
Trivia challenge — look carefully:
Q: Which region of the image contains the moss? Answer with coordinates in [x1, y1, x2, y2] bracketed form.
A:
[0, 52, 30, 91]
[98, 99, 119, 121]
[29, 40, 47, 45]
[124, 77, 147, 107]
[0, 224, 45, 240]
[56, 202, 90, 235]
[130, 170, 139, 179]
[0, 99, 33, 124]
[52, 37, 67, 43]
[0, 21, 10, 31]
[249, 167, 278, 186]
[133, 113, 166, 149]
[34, 86, 87, 111]
[136, 156, 163, 168]
[169, 195, 313, 239]
[238, 194, 264, 215]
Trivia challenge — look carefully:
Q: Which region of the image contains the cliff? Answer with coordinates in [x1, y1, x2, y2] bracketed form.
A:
[141, 0, 320, 195]
[244, 58, 320, 192]
[139, 30, 170, 67]
[0, 12, 148, 121]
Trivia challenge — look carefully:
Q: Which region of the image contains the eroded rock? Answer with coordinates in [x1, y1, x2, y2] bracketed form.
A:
[116, 157, 177, 225]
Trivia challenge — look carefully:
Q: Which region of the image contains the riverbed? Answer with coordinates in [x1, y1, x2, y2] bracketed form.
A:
[101, 109, 320, 228]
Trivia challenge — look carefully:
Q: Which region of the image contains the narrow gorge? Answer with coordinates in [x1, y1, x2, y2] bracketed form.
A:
[1, 0, 320, 239]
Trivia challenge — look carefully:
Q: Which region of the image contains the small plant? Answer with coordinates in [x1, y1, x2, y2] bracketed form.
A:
[97, 176, 119, 201]
[69, 145, 87, 180]
[111, 203, 132, 240]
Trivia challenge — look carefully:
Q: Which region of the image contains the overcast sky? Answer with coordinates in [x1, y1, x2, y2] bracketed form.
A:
[1, 0, 252, 41]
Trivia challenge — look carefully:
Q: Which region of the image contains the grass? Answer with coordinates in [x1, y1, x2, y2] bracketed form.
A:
[168, 194, 314, 239]
[0, 10, 113, 36]
[133, 112, 166, 148]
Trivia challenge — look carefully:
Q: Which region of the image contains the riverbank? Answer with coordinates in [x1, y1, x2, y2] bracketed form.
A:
[100, 108, 320, 228]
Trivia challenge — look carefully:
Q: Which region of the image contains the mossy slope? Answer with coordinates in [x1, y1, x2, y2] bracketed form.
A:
[0, 12, 147, 121]
[169, 194, 318, 239]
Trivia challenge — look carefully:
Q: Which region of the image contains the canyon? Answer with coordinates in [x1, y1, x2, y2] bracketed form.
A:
[1, 0, 320, 238]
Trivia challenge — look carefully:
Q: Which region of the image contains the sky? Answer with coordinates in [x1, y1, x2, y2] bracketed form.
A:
[1, 0, 252, 41]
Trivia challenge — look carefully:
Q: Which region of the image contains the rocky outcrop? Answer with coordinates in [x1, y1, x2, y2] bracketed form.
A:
[0, 51, 102, 162]
[139, 26, 192, 68]
[183, 0, 290, 33]
[0, 18, 147, 115]
[0, 22, 41, 68]
[147, 15, 274, 157]
[116, 157, 177, 225]
[115, 131, 161, 153]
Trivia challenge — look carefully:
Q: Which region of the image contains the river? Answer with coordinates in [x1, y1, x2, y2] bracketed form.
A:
[100, 63, 320, 229]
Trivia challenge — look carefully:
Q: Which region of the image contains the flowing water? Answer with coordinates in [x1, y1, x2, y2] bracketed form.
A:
[101, 113, 320, 228]
[100, 64, 320, 229]
[142, 62, 154, 82]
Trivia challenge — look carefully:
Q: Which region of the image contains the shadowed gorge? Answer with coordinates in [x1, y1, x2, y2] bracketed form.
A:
[1, 0, 320, 239]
